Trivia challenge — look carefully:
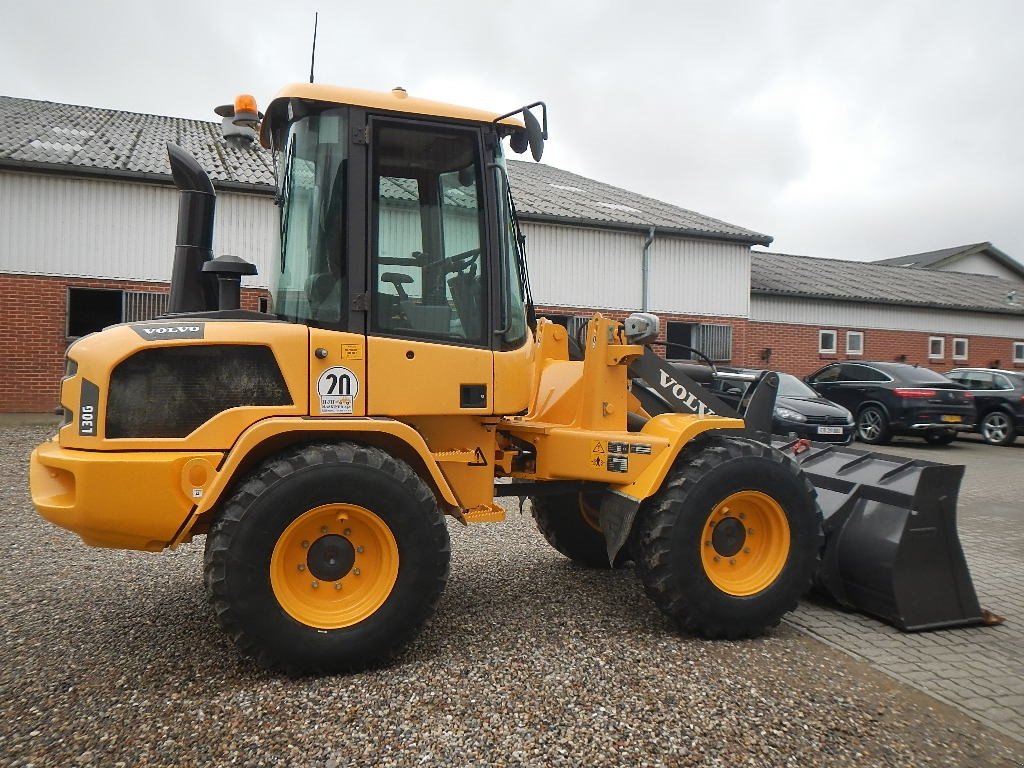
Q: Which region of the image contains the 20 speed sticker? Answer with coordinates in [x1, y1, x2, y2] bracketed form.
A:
[317, 366, 359, 414]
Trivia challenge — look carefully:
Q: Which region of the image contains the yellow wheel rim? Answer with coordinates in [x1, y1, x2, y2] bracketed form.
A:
[579, 493, 603, 532]
[270, 503, 398, 629]
[700, 491, 790, 596]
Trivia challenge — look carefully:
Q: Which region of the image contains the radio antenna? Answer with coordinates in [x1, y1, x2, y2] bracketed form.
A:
[309, 12, 319, 84]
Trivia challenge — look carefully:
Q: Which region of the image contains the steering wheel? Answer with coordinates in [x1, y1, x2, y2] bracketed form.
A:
[442, 248, 480, 275]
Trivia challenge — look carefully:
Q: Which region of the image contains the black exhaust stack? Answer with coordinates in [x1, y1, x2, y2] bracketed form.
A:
[167, 143, 218, 313]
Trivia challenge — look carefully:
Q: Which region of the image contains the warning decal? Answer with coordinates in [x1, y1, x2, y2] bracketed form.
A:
[317, 366, 359, 414]
[591, 441, 606, 454]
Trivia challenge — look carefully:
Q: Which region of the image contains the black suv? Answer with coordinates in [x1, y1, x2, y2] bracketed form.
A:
[805, 361, 975, 445]
[945, 368, 1024, 445]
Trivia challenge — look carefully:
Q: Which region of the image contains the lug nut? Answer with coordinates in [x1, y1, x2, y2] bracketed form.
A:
[297, 564, 306, 572]
[730, 559, 736, 565]
[743, 547, 751, 554]
[713, 556, 720, 563]
[356, 546, 365, 553]
[747, 528, 754, 535]
[739, 512, 746, 520]
[334, 583, 342, 591]
[321, 526, 329, 534]
[343, 528, 352, 536]
[353, 568, 361, 576]
[301, 540, 310, 549]
[311, 580, 319, 589]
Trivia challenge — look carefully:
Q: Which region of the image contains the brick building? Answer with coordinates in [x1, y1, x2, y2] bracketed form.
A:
[1, 94, 1022, 412]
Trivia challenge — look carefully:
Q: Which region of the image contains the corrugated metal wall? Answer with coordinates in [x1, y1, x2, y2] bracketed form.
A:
[521, 222, 749, 316]
[2, 171, 751, 317]
[0, 172, 278, 288]
[751, 295, 1024, 338]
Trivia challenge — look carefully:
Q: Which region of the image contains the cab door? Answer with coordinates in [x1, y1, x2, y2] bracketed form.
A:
[364, 119, 494, 416]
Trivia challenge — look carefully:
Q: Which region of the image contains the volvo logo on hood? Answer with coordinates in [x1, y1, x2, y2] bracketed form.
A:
[130, 323, 205, 340]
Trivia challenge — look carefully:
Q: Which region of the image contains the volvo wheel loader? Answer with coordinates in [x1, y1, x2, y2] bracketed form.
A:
[29, 83, 983, 675]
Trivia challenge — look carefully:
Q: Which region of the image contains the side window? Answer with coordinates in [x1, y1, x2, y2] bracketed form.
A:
[842, 364, 888, 382]
[811, 364, 840, 383]
[992, 373, 1012, 390]
[371, 123, 487, 345]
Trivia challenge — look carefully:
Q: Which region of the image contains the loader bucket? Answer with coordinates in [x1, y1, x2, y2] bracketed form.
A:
[774, 439, 984, 631]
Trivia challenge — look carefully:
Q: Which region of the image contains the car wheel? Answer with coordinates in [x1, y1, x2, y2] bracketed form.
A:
[980, 411, 1017, 446]
[923, 429, 957, 445]
[856, 405, 892, 445]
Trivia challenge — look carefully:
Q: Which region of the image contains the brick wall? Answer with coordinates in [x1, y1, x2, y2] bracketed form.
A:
[536, 304, 1024, 378]
[0, 274, 268, 413]
[744, 321, 1024, 377]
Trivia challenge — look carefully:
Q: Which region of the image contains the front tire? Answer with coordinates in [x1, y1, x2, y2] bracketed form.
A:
[857, 405, 892, 445]
[635, 436, 822, 639]
[980, 410, 1017, 446]
[203, 442, 450, 675]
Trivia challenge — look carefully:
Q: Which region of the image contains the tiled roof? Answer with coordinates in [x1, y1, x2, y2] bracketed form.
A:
[505, 160, 770, 244]
[0, 96, 274, 190]
[872, 243, 985, 268]
[752, 251, 1024, 315]
[0, 94, 769, 244]
[872, 242, 1024, 281]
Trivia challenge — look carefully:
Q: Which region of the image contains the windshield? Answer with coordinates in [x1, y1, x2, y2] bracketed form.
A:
[492, 140, 530, 348]
[777, 373, 819, 399]
[274, 109, 349, 326]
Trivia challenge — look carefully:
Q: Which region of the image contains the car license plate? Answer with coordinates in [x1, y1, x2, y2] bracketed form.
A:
[817, 426, 844, 435]
[941, 415, 962, 423]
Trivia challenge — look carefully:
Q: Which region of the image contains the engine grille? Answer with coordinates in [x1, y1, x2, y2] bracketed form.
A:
[106, 345, 292, 438]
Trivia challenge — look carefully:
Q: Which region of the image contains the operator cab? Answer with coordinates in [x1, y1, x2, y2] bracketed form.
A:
[256, 84, 544, 353]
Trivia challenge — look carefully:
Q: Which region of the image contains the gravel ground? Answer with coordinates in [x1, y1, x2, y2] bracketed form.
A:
[3, 423, 1023, 767]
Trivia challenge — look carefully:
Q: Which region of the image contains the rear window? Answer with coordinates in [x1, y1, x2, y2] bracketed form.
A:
[900, 366, 955, 386]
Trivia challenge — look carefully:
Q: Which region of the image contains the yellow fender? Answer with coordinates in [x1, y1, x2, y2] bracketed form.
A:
[175, 417, 460, 546]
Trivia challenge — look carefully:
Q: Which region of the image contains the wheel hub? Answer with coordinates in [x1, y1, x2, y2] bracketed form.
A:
[307, 534, 355, 582]
[711, 517, 746, 557]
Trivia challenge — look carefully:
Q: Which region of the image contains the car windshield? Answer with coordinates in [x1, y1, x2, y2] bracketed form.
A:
[777, 373, 819, 398]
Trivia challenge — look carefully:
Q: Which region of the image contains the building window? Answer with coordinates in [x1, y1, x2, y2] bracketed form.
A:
[67, 287, 168, 338]
[928, 336, 945, 359]
[1014, 342, 1024, 363]
[819, 329, 837, 354]
[667, 321, 732, 362]
[952, 338, 969, 360]
[846, 331, 864, 356]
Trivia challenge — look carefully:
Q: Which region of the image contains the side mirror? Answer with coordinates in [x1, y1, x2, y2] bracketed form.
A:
[523, 109, 544, 162]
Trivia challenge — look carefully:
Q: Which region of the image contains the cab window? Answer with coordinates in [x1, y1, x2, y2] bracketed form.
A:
[370, 122, 488, 345]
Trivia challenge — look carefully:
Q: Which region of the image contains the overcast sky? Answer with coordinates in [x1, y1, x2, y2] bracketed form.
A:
[2, 0, 1022, 263]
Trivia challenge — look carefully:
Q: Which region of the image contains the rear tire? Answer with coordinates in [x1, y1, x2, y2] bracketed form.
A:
[203, 442, 450, 675]
[635, 436, 822, 639]
[924, 429, 957, 445]
[531, 490, 618, 569]
[980, 410, 1017, 446]
[857, 405, 892, 445]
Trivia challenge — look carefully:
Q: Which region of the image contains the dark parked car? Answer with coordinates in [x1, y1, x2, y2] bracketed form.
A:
[712, 369, 855, 444]
[945, 368, 1024, 445]
[805, 361, 975, 445]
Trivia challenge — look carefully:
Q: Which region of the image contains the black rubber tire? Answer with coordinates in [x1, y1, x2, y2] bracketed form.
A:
[856, 405, 892, 445]
[634, 435, 822, 639]
[923, 429, 957, 445]
[980, 410, 1017, 446]
[203, 442, 450, 675]
[531, 490, 615, 569]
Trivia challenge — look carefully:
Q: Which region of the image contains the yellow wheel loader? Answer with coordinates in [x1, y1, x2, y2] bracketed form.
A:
[29, 84, 984, 674]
